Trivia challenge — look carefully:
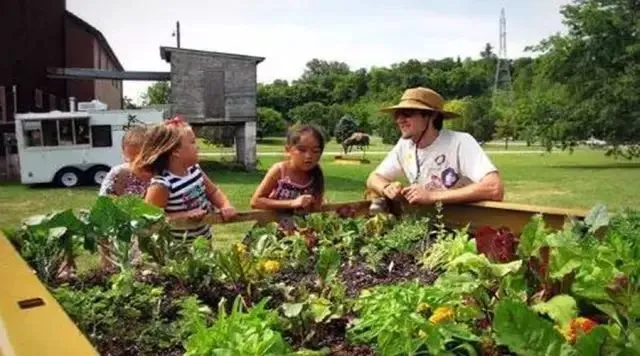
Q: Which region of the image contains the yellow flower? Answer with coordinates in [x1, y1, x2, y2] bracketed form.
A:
[417, 330, 427, 338]
[232, 243, 247, 255]
[429, 306, 455, 324]
[263, 260, 281, 274]
[416, 302, 431, 314]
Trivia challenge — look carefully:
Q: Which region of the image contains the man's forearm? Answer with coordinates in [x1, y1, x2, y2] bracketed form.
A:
[366, 173, 393, 194]
[431, 178, 504, 204]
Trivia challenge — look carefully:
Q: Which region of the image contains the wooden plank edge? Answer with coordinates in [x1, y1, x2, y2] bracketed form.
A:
[0, 233, 98, 356]
[169, 200, 590, 230]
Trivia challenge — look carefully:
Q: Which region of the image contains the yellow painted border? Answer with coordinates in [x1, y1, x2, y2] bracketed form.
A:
[0, 233, 97, 356]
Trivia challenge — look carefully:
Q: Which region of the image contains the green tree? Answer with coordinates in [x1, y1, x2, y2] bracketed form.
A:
[257, 107, 286, 139]
[529, 0, 640, 157]
[444, 95, 496, 142]
[334, 115, 359, 144]
[287, 102, 344, 138]
[140, 81, 170, 106]
[493, 111, 518, 149]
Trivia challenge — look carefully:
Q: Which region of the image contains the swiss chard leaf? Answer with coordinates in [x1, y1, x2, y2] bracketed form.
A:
[518, 214, 547, 259]
[584, 203, 610, 234]
[532, 295, 578, 326]
[113, 195, 163, 221]
[448, 253, 523, 279]
[574, 326, 610, 356]
[281, 302, 304, 318]
[315, 246, 341, 286]
[494, 299, 574, 356]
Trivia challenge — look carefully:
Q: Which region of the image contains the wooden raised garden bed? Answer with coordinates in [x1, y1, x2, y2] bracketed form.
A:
[4, 198, 635, 356]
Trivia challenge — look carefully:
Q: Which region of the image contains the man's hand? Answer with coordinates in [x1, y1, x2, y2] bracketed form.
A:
[382, 181, 403, 200]
[291, 194, 314, 209]
[401, 184, 436, 205]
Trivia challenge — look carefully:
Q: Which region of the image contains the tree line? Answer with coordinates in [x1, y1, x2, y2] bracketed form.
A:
[139, 0, 640, 156]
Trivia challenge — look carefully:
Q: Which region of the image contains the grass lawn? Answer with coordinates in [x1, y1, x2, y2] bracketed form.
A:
[2, 148, 639, 247]
[200, 136, 545, 154]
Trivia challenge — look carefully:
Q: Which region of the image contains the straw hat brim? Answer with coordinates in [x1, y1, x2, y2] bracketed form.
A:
[381, 102, 459, 119]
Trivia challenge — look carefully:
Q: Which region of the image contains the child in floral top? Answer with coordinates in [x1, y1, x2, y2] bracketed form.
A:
[97, 126, 149, 270]
[99, 126, 150, 197]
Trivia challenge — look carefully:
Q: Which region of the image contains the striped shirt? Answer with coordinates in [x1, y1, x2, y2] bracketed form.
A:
[150, 164, 212, 239]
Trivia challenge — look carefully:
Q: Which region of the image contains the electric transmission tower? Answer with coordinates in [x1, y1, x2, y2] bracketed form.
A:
[493, 8, 513, 107]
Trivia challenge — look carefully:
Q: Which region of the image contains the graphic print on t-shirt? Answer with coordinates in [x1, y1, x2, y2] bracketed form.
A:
[441, 167, 460, 188]
[182, 184, 208, 210]
[425, 153, 460, 190]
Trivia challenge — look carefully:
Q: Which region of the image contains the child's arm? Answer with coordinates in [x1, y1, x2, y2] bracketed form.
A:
[145, 182, 169, 209]
[203, 175, 233, 209]
[311, 192, 325, 210]
[250, 163, 311, 210]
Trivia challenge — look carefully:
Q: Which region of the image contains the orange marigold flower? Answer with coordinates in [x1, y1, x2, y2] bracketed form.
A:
[429, 306, 455, 324]
[562, 317, 597, 344]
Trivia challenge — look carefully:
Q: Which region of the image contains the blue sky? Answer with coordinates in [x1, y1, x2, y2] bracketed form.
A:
[67, 0, 570, 103]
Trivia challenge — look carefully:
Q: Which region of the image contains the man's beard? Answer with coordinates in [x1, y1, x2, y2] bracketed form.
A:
[400, 120, 430, 142]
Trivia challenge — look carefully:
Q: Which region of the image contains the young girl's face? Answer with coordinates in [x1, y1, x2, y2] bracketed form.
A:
[286, 132, 323, 171]
[123, 144, 141, 163]
[172, 127, 199, 167]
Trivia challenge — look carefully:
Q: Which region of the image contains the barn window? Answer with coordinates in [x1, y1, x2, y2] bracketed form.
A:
[34, 89, 43, 109]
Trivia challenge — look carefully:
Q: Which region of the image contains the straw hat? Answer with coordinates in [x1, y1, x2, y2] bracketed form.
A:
[381, 87, 459, 119]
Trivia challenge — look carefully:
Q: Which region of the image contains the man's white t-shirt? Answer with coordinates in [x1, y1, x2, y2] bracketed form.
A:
[374, 129, 497, 190]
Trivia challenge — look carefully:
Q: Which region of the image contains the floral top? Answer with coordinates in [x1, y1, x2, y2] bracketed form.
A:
[268, 162, 314, 201]
[99, 163, 149, 197]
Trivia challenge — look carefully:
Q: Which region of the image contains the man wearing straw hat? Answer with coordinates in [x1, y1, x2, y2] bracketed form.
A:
[366, 87, 504, 210]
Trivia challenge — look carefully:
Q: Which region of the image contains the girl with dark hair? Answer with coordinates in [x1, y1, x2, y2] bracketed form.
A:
[250, 124, 326, 213]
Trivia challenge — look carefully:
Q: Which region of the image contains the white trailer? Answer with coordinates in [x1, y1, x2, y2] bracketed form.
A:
[14, 109, 164, 187]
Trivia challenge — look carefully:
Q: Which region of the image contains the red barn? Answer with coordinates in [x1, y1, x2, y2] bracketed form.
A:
[0, 0, 122, 177]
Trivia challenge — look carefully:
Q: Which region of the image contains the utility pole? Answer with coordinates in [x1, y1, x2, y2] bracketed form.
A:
[172, 21, 181, 48]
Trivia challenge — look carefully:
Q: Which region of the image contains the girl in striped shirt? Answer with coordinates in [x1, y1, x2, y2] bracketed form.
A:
[134, 116, 236, 239]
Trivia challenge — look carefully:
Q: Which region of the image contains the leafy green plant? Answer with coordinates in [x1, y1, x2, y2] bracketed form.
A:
[420, 225, 476, 272]
[361, 216, 431, 269]
[183, 296, 297, 356]
[348, 282, 478, 355]
[9, 209, 86, 282]
[492, 299, 636, 356]
[53, 271, 194, 354]
[86, 196, 165, 271]
[161, 237, 219, 290]
[315, 246, 341, 291]
[280, 292, 344, 346]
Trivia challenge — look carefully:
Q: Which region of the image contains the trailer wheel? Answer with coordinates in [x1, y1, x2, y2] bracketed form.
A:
[54, 168, 83, 188]
[86, 165, 111, 186]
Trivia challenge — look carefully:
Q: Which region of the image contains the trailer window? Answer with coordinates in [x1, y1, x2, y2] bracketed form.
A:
[91, 125, 112, 147]
[42, 120, 59, 146]
[75, 119, 90, 144]
[22, 121, 43, 147]
[58, 119, 74, 145]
